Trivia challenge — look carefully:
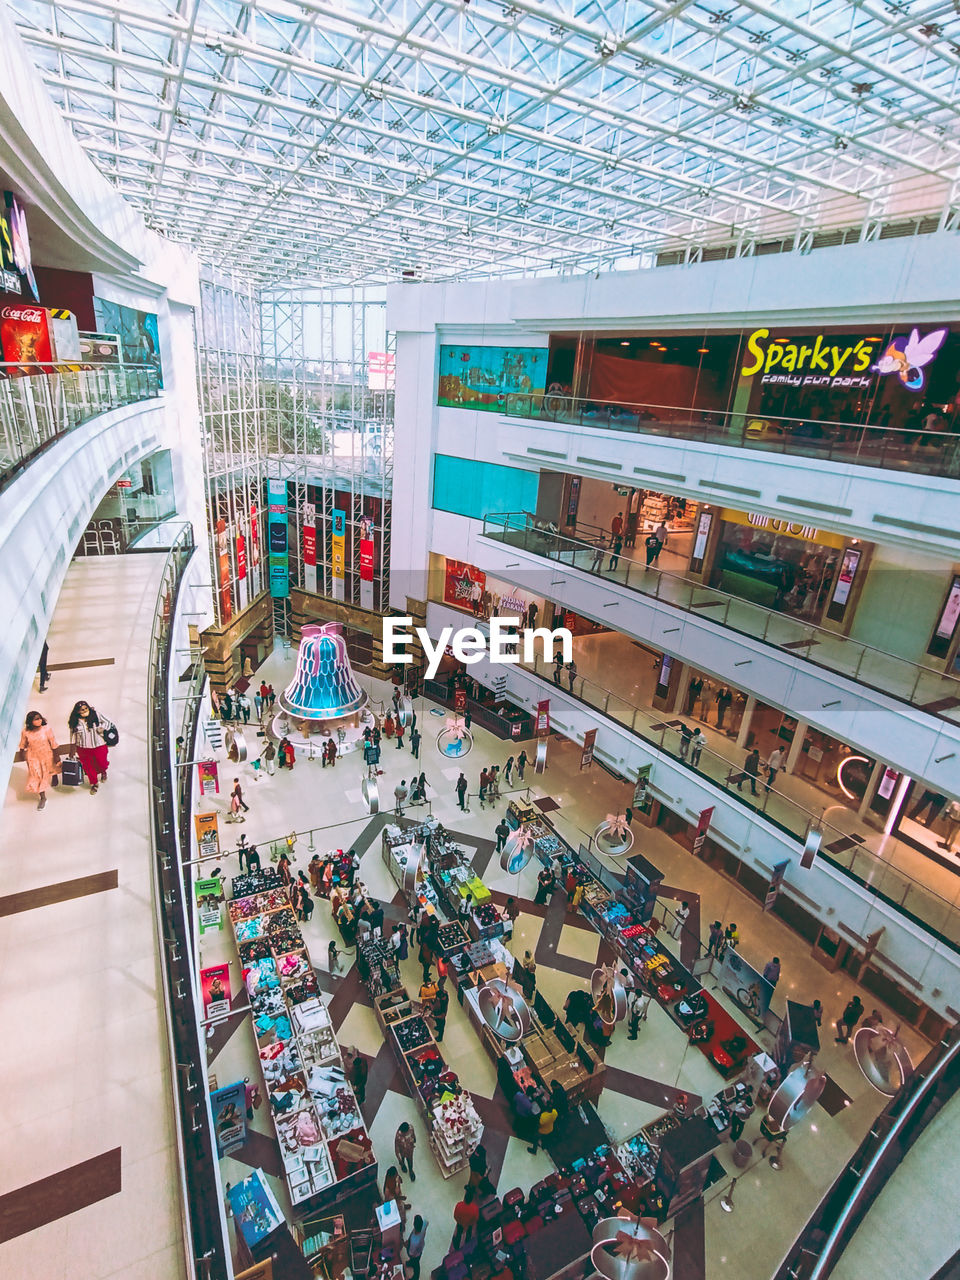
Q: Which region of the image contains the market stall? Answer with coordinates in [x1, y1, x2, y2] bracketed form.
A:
[374, 986, 483, 1178]
[227, 868, 378, 1209]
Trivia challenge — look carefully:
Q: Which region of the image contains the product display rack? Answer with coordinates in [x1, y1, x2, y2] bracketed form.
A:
[227, 869, 377, 1210]
[374, 988, 482, 1179]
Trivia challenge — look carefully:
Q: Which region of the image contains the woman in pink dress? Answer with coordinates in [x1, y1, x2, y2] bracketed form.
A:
[19, 711, 58, 810]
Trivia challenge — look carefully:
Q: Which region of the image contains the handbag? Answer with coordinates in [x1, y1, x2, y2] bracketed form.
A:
[101, 721, 119, 747]
[61, 758, 84, 786]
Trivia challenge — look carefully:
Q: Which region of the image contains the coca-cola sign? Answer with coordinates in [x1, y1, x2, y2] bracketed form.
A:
[2, 306, 43, 323]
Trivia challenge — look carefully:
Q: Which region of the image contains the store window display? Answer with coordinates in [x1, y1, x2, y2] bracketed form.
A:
[710, 514, 842, 623]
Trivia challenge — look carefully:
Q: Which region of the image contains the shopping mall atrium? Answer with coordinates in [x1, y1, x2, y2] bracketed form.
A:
[2, 1, 960, 1278]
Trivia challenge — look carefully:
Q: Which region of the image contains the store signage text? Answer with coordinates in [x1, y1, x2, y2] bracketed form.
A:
[384, 617, 572, 680]
[747, 512, 818, 539]
[741, 328, 877, 389]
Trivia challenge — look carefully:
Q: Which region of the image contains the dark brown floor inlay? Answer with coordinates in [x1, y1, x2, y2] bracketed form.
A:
[0, 870, 118, 917]
[48, 658, 116, 670]
[0, 1148, 121, 1243]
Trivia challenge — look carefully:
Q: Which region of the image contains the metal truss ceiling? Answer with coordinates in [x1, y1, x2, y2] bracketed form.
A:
[9, 0, 960, 284]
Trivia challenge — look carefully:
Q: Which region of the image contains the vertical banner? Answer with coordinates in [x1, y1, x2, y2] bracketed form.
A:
[359, 534, 375, 612]
[200, 963, 232, 1020]
[211, 1080, 248, 1157]
[692, 805, 714, 858]
[633, 763, 651, 807]
[197, 760, 219, 796]
[764, 859, 790, 911]
[454, 688, 466, 713]
[195, 876, 224, 933]
[800, 828, 822, 870]
[236, 532, 248, 611]
[303, 498, 317, 594]
[580, 728, 597, 770]
[331, 508, 346, 600]
[215, 517, 232, 622]
[535, 698, 550, 774]
[267, 478, 289, 599]
[249, 503, 262, 598]
[194, 810, 221, 859]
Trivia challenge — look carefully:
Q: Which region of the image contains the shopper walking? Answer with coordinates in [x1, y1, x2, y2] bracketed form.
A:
[835, 995, 864, 1044]
[729, 1089, 754, 1142]
[396, 720, 405, 750]
[351, 1053, 368, 1104]
[644, 531, 661, 568]
[383, 1167, 409, 1225]
[19, 711, 58, 810]
[567, 658, 578, 692]
[528, 1103, 558, 1154]
[394, 1121, 417, 1180]
[766, 746, 785, 792]
[410, 726, 421, 759]
[328, 939, 341, 974]
[231, 777, 250, 813]
[38, 641, 50, 693]
[456, 772, 468, 809]
[553, 654, 563, 685]
[405, 1216, 428, 1280]
[690, 729, 706, 767]
[762, 957, 781, 987]
[590, 534, 606, 572]
[724, 922, 741, 952]
[452, 1187, 479, 1250]
[68, 700, 115, 793]
[495, 818, 510, 852]
[708, 920, 723, 958]
[607, 533, 624, 572]
[261, 740, 277, 775]
[517, 750, 528, 781]
[433, 978, 449, 1040]
[504, 755, 515, 785]
[254, 689, 264, 717]
[740, 747, 761, 796]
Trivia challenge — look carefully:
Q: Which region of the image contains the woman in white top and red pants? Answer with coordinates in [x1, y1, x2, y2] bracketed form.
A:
[69, 700, 113, 793]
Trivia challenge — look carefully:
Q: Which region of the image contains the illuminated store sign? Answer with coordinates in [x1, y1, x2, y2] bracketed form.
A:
[874, 327, 947, 391]
[741, 325, 948, 393]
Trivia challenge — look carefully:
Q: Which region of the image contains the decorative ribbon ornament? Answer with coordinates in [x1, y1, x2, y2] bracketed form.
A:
[591, 1214, 670, 1280]
[853, 1023, 913, 1097]
[592, 964, 628, 1025]
[477, 978, 532, 1042]
[500, 825, 536, 874]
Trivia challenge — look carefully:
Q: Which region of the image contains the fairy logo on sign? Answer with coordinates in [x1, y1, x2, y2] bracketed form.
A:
[742, 328, 881, 389]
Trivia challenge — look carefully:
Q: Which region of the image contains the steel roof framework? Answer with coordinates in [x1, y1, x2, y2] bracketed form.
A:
[9, 0, 960, 283]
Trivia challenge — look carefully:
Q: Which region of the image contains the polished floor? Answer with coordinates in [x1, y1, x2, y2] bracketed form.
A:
[203, 647, 933, 1280]
[0, 555, 185, 1280]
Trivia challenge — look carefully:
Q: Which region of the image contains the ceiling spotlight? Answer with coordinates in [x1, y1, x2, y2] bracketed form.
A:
[597, 37, 618, 58]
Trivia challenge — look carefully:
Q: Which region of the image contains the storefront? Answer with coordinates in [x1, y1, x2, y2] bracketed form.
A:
[544, 322, 960, 436]
[707, 509, 859, 625]
[746, 702, 876, 814]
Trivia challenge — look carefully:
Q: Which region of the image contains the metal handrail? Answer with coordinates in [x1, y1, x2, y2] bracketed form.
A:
[428, 597, 960, 949]
[776, 1029, 960, 1280]
[0, 362, 160, 491]
[144, 522, 230, 1279]
[476, 389, 960, 480]
[481, 511, 960, 722]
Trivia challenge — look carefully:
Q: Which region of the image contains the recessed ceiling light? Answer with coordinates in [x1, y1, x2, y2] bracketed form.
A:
[697, 347, 709, 353]
[620, 340, 630, 346]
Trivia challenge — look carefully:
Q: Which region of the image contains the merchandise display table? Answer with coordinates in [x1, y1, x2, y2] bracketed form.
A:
[227, 869, 377, 1209]
[374, 988, 483, 1178]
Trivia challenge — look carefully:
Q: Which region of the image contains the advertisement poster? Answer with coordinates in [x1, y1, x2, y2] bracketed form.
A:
[249, 503, 262, 598]
[200, 963, 231, 1020]
[236, 533, 248, 611]
[690, 510, 713, 574]
[565, 475, 581, 526]
[92, 296, 163, 385]
[717, 948, 774, 1024]
[331, 508, 346, 601]
[227, 1170, 284, 1250]
[215, 517, 232, 622]
[693, 805, 714, 858]
[195, 875, 223, 933]
[359, 536, 375, 611]
[437, 344, 548, 411]
[764, 859, 790, 911]
[0, 304, 53, 367]
[454, 688, 467, 713]
[78, 331, 122, 363]
[211, 1080, 247, 1157]
[580, 727, 597, 770]
[3, 194, 38, 299]
[303, 499, 317, 594]
[194, 810, 220, 859]
[633, 763, 651, 808]
[535, 699, 550, 738]
[0, 200, 19, 293]
[443, 559, 485, 610]
[267, 478, 289, 599]
[197, 760, 219, 796]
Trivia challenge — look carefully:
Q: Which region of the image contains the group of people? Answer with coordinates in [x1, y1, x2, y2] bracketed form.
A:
[394, 773, 429, 814]
[706, 919, 742, 960]
[19, 698, 117, 808]
[587, 511, 670, 576]
[307, 848, 360, 900]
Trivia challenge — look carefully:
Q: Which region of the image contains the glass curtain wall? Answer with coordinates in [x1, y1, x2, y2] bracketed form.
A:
[197, 269, 265, 627]
[260, 286, 394, 625]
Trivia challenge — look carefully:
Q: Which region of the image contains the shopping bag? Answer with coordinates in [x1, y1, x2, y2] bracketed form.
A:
[61, 758, 84, 787]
